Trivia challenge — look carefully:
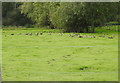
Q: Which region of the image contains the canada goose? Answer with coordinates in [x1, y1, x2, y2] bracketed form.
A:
[18, 33, 22, 35]
[107, 37, 113, 39]
[47, 61, 51, 64]
[107, 34, 114, 39]
[35, 33, 39, 36]
[25, 33, 29, 35]
[69, 34, 73, 37]
[29, 33, 32, 36]
[43, 31, 46, 33]
[63, 56, 67, 58]
[76, 34, 79, 36]
[93, 35, 95, 38]
[11, 34, 14, 35]
[99, 34, 105, 37]
[40, 33, 43, 35]
[84, 35, 87, 38]
[52, 59, 55, 61]
[78, 35, 82, 38]
[66, 55, 70, 56]
[77, 35, 80, 37]
[89, 36, 92, 38]
[48, 33, 51, 35]
[48, 31, 52, 34]
[72, 32, 74, 35]
[59, 33, 62, 36]
[99, 36, 103, 37]
[112, 34, 115, 37]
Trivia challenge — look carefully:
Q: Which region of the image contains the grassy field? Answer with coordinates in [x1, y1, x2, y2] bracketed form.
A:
[2, 27, 118, 81]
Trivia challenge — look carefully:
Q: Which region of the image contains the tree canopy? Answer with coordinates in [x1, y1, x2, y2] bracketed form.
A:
[2, 2, 119, 32]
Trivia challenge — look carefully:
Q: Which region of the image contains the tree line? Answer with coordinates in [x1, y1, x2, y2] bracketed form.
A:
[2, 2, 120, 32]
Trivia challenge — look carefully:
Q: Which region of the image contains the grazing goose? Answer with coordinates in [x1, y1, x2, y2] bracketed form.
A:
[84, 35, 87, 38]
[29, 33, 32, 36]
[59, 33, 62, 36]
[107, 34, 115, 39]
[47, 61, 51, 64]
[48, 33, 52, 35]
[69, 34, 73, 37]
[77, 35, 80, 38]
[35, 33, 39, 36]
[66, 55, 71, 56]
[48, 31, 52, 35]
[63, 56, 67, 58]
[78, 35, 82, 38]
[48, 31, 51, 33]
[89, 36, 92, 38]
[99, 35, 105, 37]
[11, 34, 14, 35]
[52, 59, 55, 61]
[76, 34, 79, 36]
[25, 33, 29, 35]
[112, 34, 115, 37]
[72, 32, 74, 35]
[93, 35, 95, 38]
[40, 33, 43, 35]
[43, 31, 46, 33]
[107, 37, 113, 39]
[18, 33, 22, 35]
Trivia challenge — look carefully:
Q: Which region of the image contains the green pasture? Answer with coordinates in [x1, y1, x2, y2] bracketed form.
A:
[2, 27, 118, 81]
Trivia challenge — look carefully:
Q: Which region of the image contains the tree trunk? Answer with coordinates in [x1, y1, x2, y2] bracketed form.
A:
[86, 27, 89, 33]
[91, 22, 95, 33]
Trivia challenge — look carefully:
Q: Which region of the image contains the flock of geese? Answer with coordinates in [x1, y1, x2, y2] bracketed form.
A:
[6, 31, 115, 39]
[68, 32, 115, 39]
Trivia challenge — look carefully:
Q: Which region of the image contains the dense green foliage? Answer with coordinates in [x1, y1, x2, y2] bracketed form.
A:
[2, 2, 32, 26]
[20, 2, 119, 32]
[2, 2, 119, 32]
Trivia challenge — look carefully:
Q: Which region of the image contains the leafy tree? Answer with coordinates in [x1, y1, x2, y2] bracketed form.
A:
[20, 2, 119, 32]
[20, 2, 60, 28]
[50, 2, 89, 32]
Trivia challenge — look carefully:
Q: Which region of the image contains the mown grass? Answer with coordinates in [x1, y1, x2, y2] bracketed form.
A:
[2, 27, 118, 81]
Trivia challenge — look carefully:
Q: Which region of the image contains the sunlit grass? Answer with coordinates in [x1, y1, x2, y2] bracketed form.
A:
[2, 27, 118, 81]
